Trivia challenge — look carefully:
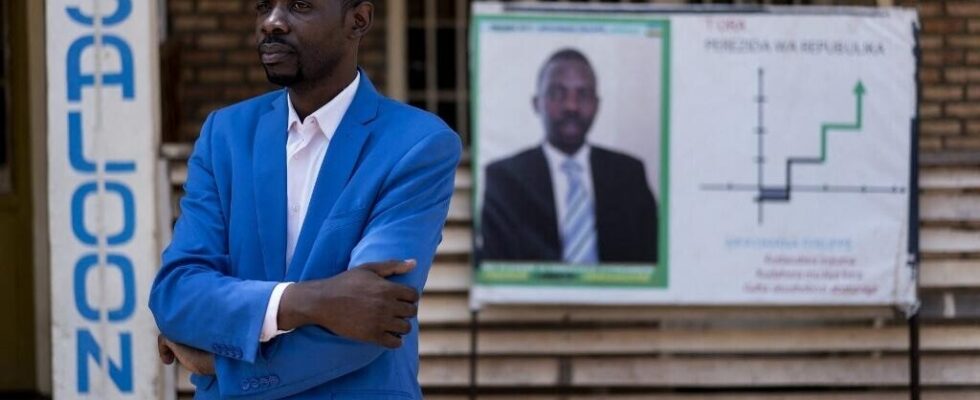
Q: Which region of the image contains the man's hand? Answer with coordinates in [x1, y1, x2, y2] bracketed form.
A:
[278, 260, 419, 348]
[158, 335, 216, 376]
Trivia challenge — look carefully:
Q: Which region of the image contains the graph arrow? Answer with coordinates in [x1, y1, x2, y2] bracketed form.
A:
[699, 72, 894, 226]
[757, 80, 866, 202]
[816, 81, 865, 161]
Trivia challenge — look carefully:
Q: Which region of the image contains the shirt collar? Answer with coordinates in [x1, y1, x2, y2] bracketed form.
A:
[542, 141, 591, 168]
[286, 72, 361, 139]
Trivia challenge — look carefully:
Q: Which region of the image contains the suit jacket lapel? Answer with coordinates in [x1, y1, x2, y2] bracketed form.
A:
[286, 76, 380, 277]
[590, 148, 614, 261]
[529, 146, 561, 258]
[253, 91, 289, 281]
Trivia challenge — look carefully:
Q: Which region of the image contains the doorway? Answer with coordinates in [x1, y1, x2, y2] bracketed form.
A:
[0, 0, 39, 395]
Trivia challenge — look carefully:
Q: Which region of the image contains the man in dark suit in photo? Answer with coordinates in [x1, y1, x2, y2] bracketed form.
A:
[480, 48, 658, 264]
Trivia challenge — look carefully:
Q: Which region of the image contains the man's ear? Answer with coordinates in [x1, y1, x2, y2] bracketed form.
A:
[531, 95, 540, 115]
[349, 2, 374, 39]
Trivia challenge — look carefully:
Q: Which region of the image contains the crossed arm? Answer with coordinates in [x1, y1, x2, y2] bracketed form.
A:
[150, 115, 461, 398]
[156, 259, 418, 375]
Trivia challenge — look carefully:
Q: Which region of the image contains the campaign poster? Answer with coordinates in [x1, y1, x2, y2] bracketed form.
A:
[471, 3, 918, 309]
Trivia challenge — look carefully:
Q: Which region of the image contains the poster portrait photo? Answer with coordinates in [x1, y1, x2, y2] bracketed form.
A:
[472, 16, 667, 284]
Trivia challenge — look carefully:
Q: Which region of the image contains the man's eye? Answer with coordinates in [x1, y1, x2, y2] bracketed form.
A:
[255, 2, 270, 13]
[292, 1, 312, 11]
[547, 88, 567, 101]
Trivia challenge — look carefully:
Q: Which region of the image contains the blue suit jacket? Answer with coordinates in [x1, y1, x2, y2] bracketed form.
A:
[149, 75, 461, 399]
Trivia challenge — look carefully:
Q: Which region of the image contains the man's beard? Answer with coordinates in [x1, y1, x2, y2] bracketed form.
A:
[265, 66, 303, 87]
[258, 36, 303, 87]
[553, 114, 590, 140]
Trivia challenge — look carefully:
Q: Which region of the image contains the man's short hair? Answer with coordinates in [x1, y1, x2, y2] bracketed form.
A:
[343, 0, 368, 10]
[536, 48, 595, 89]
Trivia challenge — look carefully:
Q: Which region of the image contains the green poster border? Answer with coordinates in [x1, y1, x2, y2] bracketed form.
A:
[469, 13, 672, 289]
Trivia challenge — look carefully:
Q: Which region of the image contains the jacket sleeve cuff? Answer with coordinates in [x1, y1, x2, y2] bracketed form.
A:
[259, 282, 295, 342]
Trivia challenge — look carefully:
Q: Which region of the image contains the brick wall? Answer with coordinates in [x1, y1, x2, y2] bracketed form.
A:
[163, 0, 388, 143]
[902, 0, 980, 153]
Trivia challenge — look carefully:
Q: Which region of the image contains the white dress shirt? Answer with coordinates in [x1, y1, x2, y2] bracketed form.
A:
[260, 73, 361, 342]
[541, 142, 594, 235]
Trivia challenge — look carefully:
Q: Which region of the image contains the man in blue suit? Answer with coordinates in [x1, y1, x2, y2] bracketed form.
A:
[149, 1, 461, 398]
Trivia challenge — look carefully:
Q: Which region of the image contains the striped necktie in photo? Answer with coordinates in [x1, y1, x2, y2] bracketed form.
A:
[560, 159, 598, 264]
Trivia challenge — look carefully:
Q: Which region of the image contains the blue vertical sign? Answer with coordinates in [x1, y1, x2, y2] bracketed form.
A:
[47, 0, 161, 398]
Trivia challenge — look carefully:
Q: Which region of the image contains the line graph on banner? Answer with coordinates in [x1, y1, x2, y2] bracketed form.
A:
[700, 68, 906, 225]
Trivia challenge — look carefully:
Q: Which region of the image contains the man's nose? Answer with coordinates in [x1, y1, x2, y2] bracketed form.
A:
[562, 92, 582, 112]
[260, 5, 290, 35]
